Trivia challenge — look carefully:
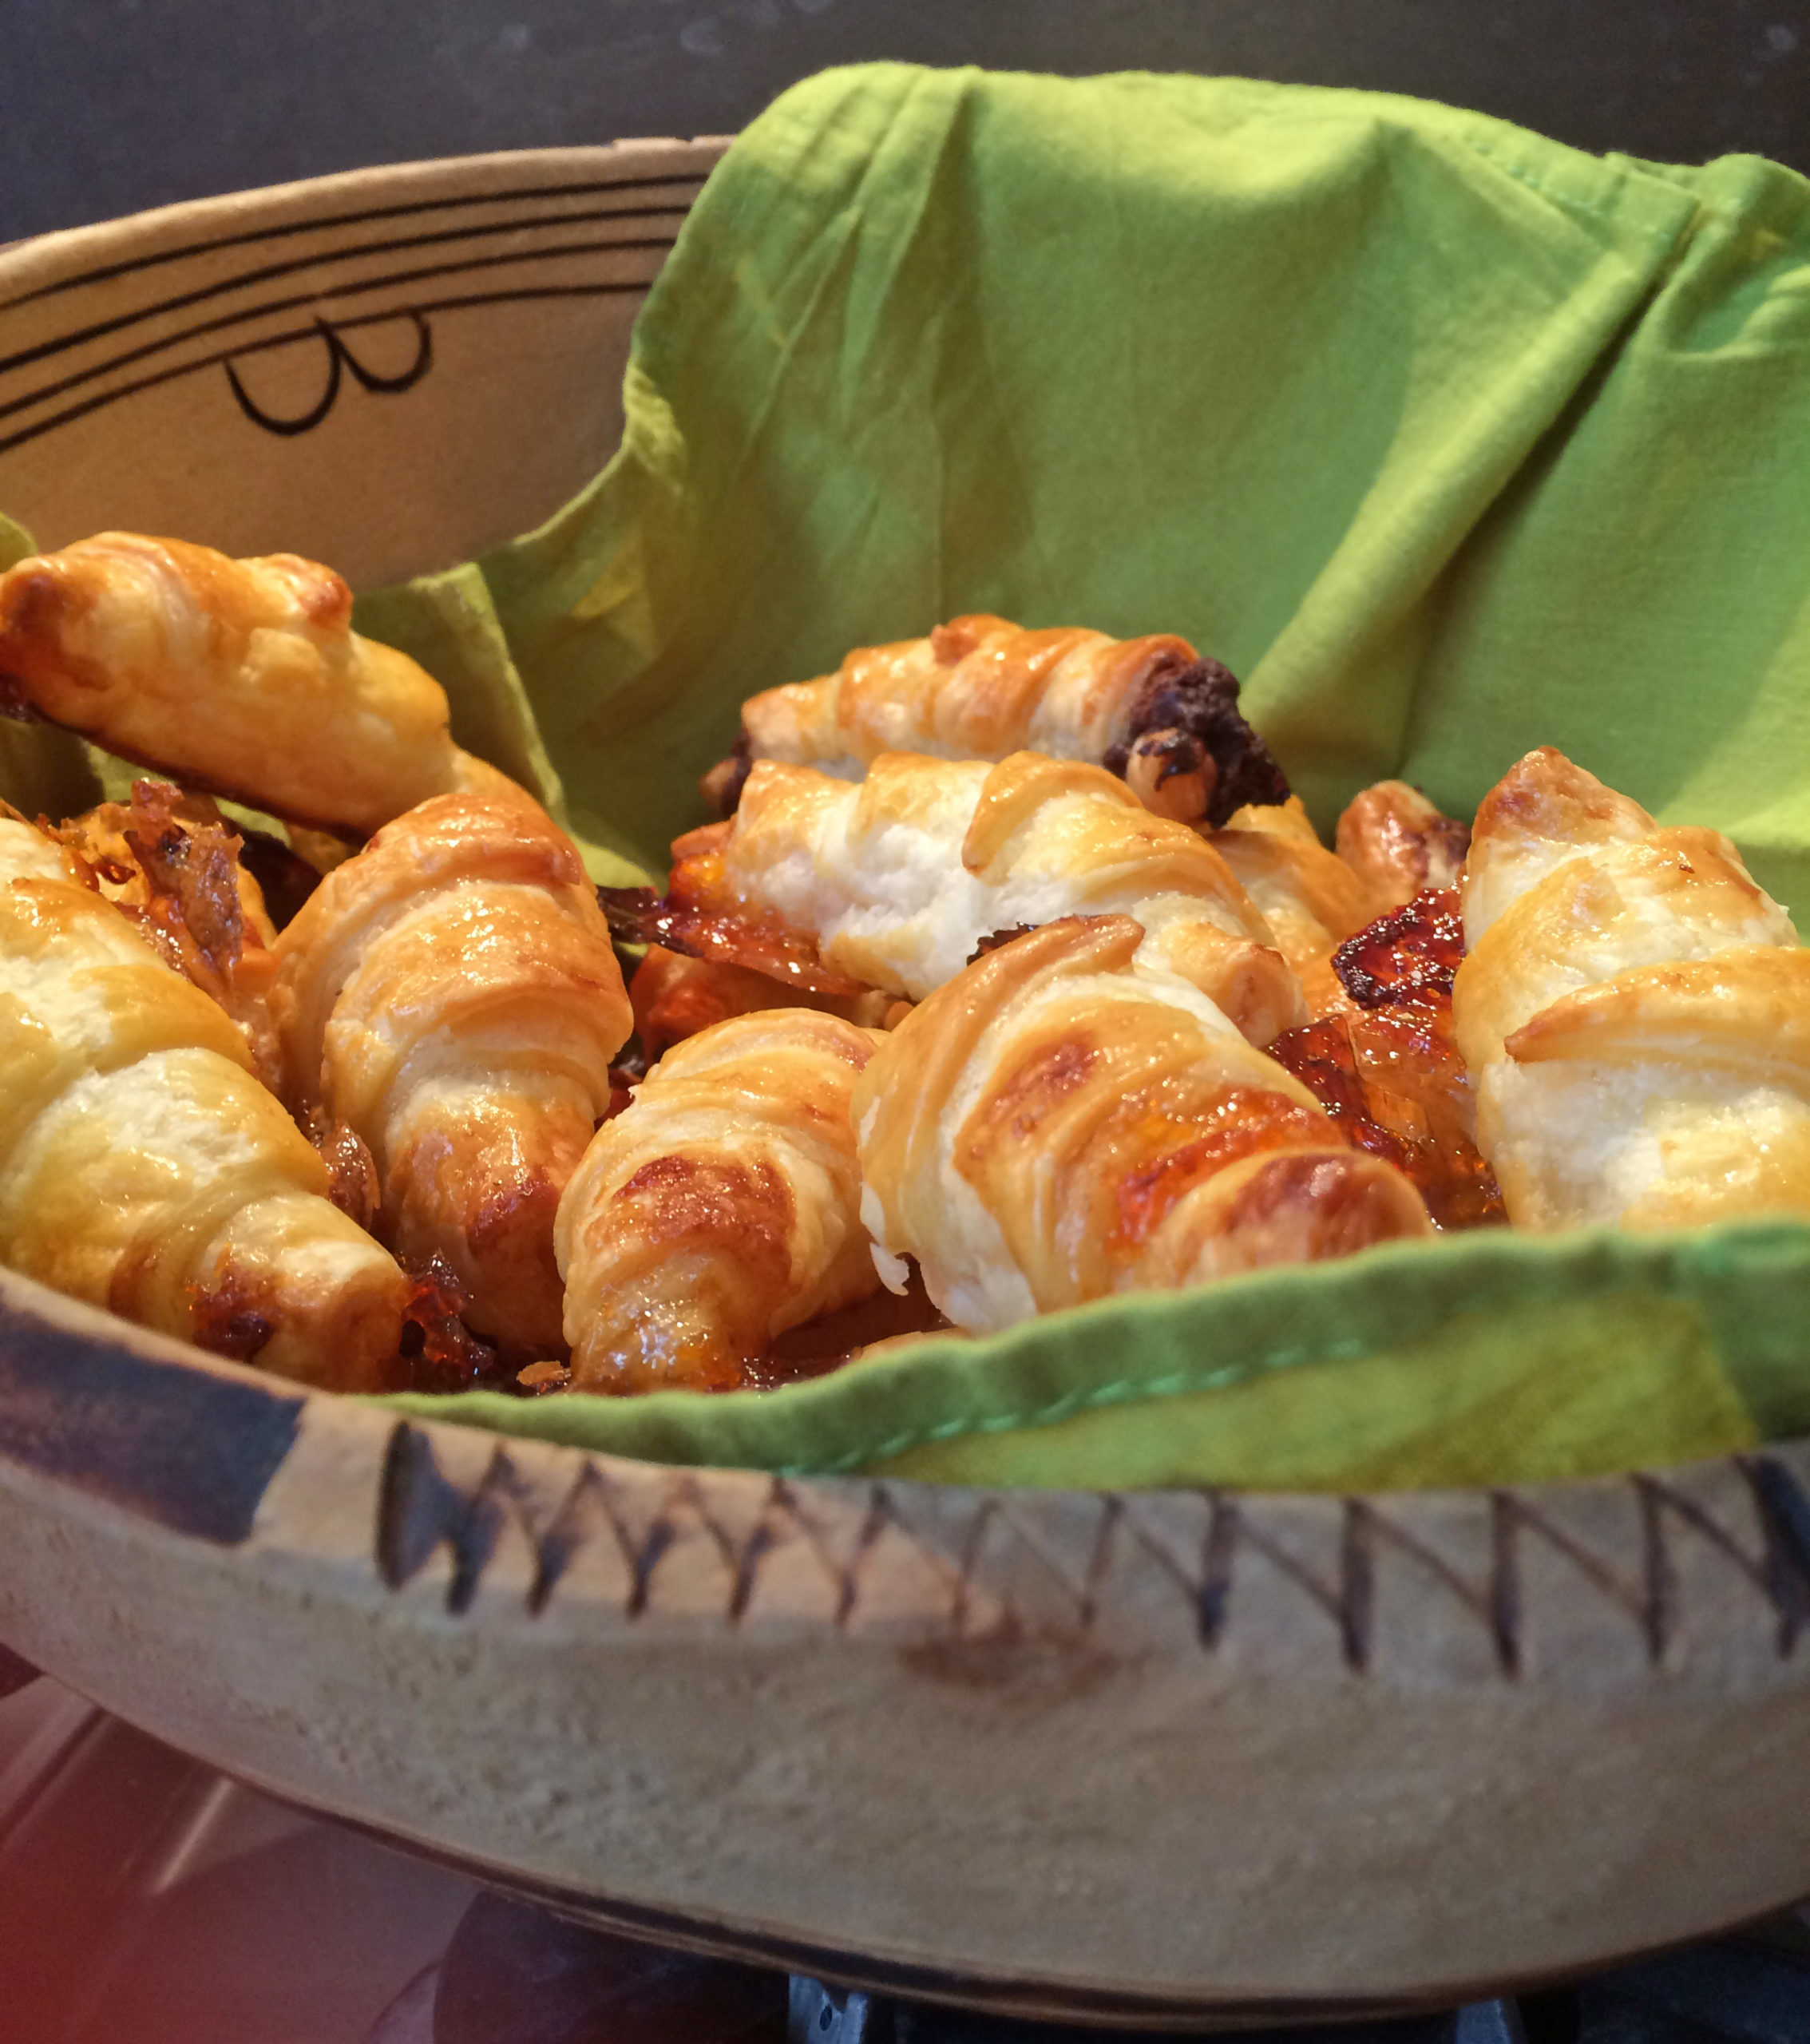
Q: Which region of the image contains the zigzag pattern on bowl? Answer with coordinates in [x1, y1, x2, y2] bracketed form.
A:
[377, 1420, 1810, 1674]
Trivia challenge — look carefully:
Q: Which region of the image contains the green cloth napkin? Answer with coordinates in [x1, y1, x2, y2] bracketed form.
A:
[11, 66, 1810, 1489]
[390, 1221, 1805, 1489]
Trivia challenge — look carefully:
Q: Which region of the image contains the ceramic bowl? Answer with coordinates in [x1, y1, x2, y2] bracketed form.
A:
[2, 146, 1809, 2031]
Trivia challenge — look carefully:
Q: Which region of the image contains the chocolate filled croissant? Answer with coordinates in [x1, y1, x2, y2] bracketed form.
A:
[1210, 795, 1379, 1012]
[0, 532, 521, 835]
[0, 809, 407, 1384]
[855, 916, 1433, 1334]
[1451, 747, 1810, 1230]
[705, 614, 1288, 827]
[555, 1008, 881, 1392]
[272, 791, 632, 1353]
[1336, 780, 1471, 909]
[673, 750, 1306, 1048]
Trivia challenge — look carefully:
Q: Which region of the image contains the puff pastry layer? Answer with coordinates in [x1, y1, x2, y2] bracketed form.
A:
[272, 791, 631, 1353]
[0, 811, 406, 1384]
[855, 915, 1433, 1334]
[680, 751, 1305, 1046]
[556, 1007, 881, 1392]
[712, 615, 1286, 827]
[0, 532, 518, 835]
[1452, 747, 1810, 1230]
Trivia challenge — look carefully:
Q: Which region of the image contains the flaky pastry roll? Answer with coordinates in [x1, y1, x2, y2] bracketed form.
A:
[1210, 795, 1378, 1012]
[555, 1008, 881, 1392]
[272, 791, 631, 1353]
[0, 532, 520, 835]
[1334, 781, 1471, 909]
[706, 614, 1288, 827]
[855, 916, 1433, 1334]
[0, 810, 407, 1384]
[676, 750, 1305, 1047]
[1451, 747, 1810, 1230]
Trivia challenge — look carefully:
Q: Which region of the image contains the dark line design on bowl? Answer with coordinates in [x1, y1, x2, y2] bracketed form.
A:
[1745, 1453, 1810, 1652]
[0, 282, 655, 457]
[224, 311, 434, 435]
[0, 173, 707, 315]
[0, 232, 675, 434]
[370, 1421, 1810, 1669]
[0, 1298, 299, 1546]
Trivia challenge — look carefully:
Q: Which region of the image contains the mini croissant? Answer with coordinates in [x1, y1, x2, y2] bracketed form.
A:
[272, 791, 632, 1353]
[1334, 780, 1471, 909]
[855, 915, 1433, 1334]
[0, 810, 408, 1384]
[0, 532, 520, 835]
[1451, 747, 1810, 1230]
[1210, 795, 1379, 1012]
[555, 1008, 881, 1392]
[707, 614, 1288, 827]
[675, 750, 1306, 1047]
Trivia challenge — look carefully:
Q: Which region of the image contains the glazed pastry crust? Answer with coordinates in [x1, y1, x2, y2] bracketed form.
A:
[272, 791, 632, 1353]
[689, 751, 1306, 1046]
[629, 944, 896, 1063]
[555, 1008, 881, 1392]
[1452, 747, 1809, 1231]
[0, 812, 406, 1384]
[0, 533, 519, 835]
[855, 915, 1432, 1334]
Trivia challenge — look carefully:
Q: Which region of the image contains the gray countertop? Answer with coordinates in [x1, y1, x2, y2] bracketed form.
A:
[4, 0, 1809, 244]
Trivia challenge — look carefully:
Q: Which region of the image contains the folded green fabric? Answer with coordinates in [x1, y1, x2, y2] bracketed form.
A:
[388, 1220, 1804, 1491]
[12, 67, 1810, 1488]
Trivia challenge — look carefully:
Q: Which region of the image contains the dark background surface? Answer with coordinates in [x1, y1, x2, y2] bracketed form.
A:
[4, 0, 1810, 244]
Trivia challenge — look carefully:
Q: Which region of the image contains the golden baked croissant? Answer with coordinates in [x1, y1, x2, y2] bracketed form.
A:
[855, 915, 1434, 1334]
[1335, 780, 1471, 909]
[271, 791, 632, 1353]
[0, 808, 407, 1384]
[0, 532, 521, 835]
[704, 614, 1289, 827]
[1210, 794, 1378, 1013]
[555, 1008, 881, 1392]
[1451, 747, 1810, 1230]
[671, 751, 1306, 1047]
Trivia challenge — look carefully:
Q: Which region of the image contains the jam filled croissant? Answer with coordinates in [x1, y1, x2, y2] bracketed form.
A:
[669, 751, 1305, 1048]
[705, 614, 1288, 827]
[0, 810, 408, 1384]
[272, 792, 632, 1353]
[0, 532, 520, 835]
[555, 1008, 881, 1392]
[1452, 747, 1810, 1230]
[855, 915, 1433, 1335]
[1334, 780, 1471, 909]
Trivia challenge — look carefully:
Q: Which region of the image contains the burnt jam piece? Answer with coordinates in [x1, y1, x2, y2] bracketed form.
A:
[1333, 887, 1466, 1009]
[1107, 653, 1291, 826]
[392, 1254, 517, 1392]
[966, 923, 1038, 964]
[699, 729, 754, 818]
